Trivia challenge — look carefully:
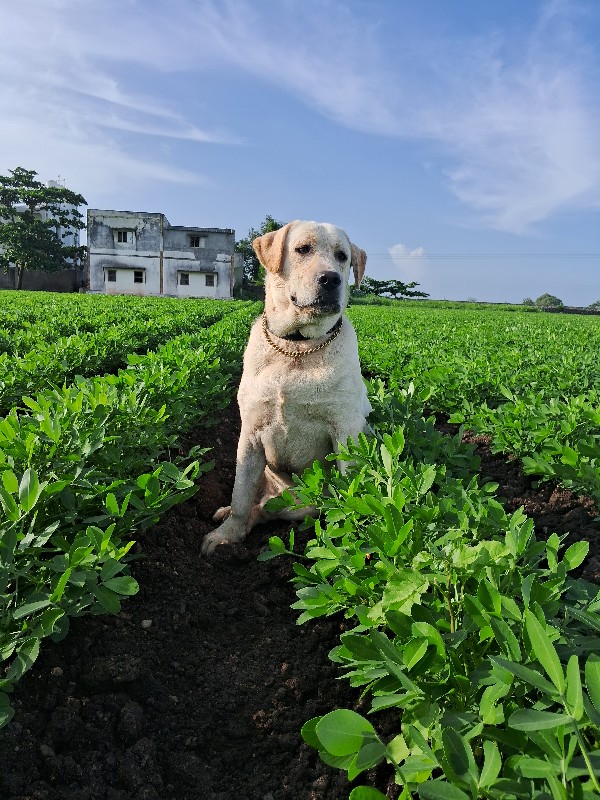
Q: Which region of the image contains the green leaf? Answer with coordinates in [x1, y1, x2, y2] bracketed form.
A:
[508, 709, 574, 731]
[442, 728, 478, 785]
[0, 486, 19, 521]
[92, 585, 122, 615]
[418, 780, 471, 800]
[565, 654, 583, 720]
[300, 717, 322, 749]
[585, 653, 600, 714]
[490, 617, 521, 661]
[6, 637, 40, 681]
[18, 467, 41, 513]
[0, 691, 15, 728]
[404, 638, 429, 671]
[1, 469, 19, 494]
[563, 541, 589, 571]
[479, 741, 501, 789]
[103, 576, 139, 596]
[50, 567, 72, 602]
[12, 598, 51, 620]
[105, 492, 120, 515]
[490, 656, 558, 696]
[516, 756, 561, 779]
[349, 788, 388, 800]
[524, 609, 565, 693]
[315, 709, 376, 757]
[380, 443, 393, 476]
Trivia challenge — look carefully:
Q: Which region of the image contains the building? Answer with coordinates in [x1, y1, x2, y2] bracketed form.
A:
[87, 209, 242, 298]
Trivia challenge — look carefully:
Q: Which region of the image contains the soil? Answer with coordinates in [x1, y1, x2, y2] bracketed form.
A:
[0, 404, 598, 800]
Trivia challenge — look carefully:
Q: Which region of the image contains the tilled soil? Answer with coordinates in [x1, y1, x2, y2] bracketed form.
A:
[0, 404, 598, 800]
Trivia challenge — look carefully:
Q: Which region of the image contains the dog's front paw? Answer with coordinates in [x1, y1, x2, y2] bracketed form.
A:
[201, 517, 246, 556]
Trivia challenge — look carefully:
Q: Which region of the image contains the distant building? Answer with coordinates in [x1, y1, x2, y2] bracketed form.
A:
[87, 209, 243, 298]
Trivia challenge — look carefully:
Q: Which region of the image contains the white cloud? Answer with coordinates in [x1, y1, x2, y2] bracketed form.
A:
[388, 243, 428, 284]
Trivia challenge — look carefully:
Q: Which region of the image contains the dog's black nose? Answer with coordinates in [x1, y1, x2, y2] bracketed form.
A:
[316, 271, 342, 290]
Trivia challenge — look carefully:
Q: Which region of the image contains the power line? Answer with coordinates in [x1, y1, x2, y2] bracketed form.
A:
[367, 253, 600, 259]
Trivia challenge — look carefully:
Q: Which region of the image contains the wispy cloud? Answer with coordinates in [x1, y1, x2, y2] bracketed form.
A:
[171, 0, 600, 234]
[0, 1, 231, 197]
[2, 0, 599, 235]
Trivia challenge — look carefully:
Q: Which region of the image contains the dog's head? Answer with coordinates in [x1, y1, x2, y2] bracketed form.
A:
[253, 220, 367, 338]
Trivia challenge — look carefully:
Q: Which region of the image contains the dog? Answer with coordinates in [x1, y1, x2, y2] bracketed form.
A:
[201, 220, 372, 555]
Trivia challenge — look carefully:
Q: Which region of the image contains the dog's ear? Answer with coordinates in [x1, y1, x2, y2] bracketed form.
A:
[253, 223, 293, 274]
[350, 244, 367, 288]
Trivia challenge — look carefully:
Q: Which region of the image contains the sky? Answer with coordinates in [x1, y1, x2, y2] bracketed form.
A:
[2, 0, 600, 305]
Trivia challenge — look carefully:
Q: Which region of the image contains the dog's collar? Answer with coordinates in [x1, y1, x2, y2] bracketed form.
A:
[262, 312, 343, 359]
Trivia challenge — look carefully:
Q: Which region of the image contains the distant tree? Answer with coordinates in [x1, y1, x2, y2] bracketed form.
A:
[522, 297, 535, 306]
[588, 299, 600, 309]
[0, 167, 87, 289]
[235, 214, 284, 285]
[359, 275, 429, 300]
[535, 293, 564, 308]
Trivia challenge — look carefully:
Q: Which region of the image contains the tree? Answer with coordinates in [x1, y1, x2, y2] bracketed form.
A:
[359, 275, 429, 300]
[0, 167, 87, 289]
[522, 297, 535, 306]
[587, 299, 600, 309]
[535, 293, 563, 308]
[235, 214, 284, 285]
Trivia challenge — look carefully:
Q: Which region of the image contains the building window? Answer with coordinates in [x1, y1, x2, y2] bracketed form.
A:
[190, 235, 206, 248]
[116, 230, 132, 244]
[133, 270, 144, 284]
[179, 273, 190, 286]
[106, 269, 116, 282]
[205, 274, 216, 287]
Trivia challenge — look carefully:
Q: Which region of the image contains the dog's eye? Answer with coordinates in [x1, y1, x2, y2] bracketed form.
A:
[335, 250, 348, 262]
[295, 244, 312, 256]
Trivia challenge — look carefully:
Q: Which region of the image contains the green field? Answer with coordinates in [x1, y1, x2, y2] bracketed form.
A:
[1, 291, 599, 799]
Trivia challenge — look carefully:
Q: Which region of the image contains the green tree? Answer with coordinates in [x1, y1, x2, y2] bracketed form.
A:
[235, 214, 284, 285]
[359, 275, 429, 300]
[0, 167, 87, 289]
[522, 297, 535, 306]
[587, 299, 600, 309]
[535, 292, 564, 308]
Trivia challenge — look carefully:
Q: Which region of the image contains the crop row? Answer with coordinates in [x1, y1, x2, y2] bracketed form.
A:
[262, 382, 600, 799]
[348, 305, 600, 509]
[0, 291, 242, 356]
[0, 296, 256, 413]
[0, 302, 261, 726]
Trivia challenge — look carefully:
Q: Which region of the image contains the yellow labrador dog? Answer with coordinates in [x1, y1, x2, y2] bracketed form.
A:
[201, 220, 371, 555]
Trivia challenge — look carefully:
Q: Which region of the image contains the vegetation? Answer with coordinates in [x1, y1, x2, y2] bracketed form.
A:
[0, 294, 261, 725]
[357, 277, 429, 300]
[235, 214, 284, 285]
[535, 293, 564, 309]
[1, 291, 598, 799]
[0, 167, 87, 289]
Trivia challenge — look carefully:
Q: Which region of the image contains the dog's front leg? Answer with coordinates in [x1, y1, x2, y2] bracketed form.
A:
[201, 430, 266, 555]
[332, 418, 368, 475]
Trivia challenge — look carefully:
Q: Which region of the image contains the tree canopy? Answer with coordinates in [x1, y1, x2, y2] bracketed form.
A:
[0, 167, 87, 288]
[235, 214, 284, 284]
[358, 275, 429, 300]
[535, 293, 564, 308]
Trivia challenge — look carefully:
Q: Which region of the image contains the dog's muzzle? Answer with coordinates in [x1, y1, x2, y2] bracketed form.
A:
[291, 270, 342, 313]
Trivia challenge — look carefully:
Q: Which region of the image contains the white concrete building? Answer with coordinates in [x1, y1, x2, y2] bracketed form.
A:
[87, 209, 242, 298]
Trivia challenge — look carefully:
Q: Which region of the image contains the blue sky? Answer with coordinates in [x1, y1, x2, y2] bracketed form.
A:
[2, 0, 600, 304]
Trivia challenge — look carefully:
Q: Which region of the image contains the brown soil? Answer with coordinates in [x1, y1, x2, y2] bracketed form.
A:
[0, 405, 598, 800]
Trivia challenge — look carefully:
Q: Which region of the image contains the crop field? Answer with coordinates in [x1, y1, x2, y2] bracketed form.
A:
[0, 290, 598, 800]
